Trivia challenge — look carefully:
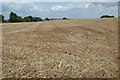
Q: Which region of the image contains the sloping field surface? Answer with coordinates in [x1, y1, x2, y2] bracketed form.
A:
[2, 19, 119, 78]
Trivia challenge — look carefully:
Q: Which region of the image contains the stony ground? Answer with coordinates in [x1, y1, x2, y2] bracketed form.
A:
[1, 19, 119, 78]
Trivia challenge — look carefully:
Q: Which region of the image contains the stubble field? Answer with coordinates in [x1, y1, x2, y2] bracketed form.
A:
[1, 19, 119, 78]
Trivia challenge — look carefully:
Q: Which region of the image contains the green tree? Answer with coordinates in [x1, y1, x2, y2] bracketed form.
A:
[63, 17, 69, 20]
[9, 12, 22, 22]
[33, 17, 43, 22]
[63, 17, 67, 20]
[9, 12, 17, 22]
[23, 16, 34, 22]
[100, 15, 114, 18]
[45, 18, 49, 21]
[0, 14, 4, 22]
[17, 16, 22, 22]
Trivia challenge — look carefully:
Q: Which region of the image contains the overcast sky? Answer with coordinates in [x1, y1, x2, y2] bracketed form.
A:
[1, 0, 119, 19]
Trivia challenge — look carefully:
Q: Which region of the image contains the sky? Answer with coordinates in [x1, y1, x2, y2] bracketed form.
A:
[1, 0, 119, 20]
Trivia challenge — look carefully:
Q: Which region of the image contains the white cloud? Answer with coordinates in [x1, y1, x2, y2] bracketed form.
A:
[30, 5, 43, 11]
[51, 2, 118, 12]
[51, 3, 92, 12]
[77, 3, 92, 9]
[85, 3, 91, 8]
[2, 2, 44, 19]
[2, 2, 43, 13]
[51, 5, 63, 11]
[2, 2, 118, 19]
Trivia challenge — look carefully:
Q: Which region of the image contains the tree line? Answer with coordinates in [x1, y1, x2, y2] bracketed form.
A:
[0, 12, 116, 23]
[0, 12, 68, 23]
[100, 15, 115, 18]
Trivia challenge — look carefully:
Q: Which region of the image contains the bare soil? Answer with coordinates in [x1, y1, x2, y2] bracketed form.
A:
[1, 19, 119, 78]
